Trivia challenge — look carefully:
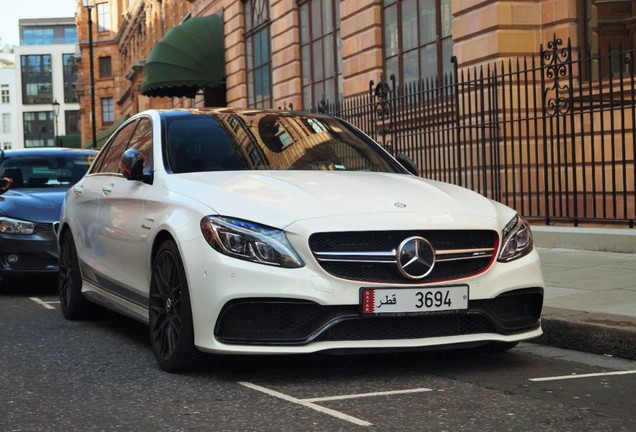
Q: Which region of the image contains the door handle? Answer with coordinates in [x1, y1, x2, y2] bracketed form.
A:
[73, 185, 83, 196]
[101, 184, 113, 195]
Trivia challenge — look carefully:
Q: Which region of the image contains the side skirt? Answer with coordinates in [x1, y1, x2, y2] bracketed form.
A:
[82, 279, 149, 325]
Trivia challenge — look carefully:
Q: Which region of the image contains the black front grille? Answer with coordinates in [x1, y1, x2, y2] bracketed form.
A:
[34, 222, 54, 233]
[214, 288, 543, 345]
[309, 230, 498, 284]
[215, 299, 356, 344]
[314, 314, 496, 342]
[318, 257, 492, 284]
[309, 230, 495, 252]
[1, 252, 58, 270]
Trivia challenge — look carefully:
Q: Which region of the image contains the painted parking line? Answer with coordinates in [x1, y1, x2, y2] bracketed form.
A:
[239, 381, 432, 427]
[29, 297, 59, 310]
[530, 370, 636, 382]
[303, 387, 434, 403]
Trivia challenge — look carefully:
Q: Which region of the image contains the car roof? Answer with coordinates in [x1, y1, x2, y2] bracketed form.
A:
[0, 147, 98, 158]
[153, 107, 332, 120]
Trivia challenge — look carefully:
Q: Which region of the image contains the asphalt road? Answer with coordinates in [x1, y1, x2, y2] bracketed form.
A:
[1, 277, 636, 432]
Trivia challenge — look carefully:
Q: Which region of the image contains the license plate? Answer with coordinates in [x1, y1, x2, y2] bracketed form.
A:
[361, 285, 468, 315]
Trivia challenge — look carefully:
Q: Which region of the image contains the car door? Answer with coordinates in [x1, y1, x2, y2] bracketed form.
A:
[94, 117, 154, 306]
[71, 120, 138, 283]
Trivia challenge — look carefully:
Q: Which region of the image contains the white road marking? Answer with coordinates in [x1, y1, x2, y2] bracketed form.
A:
[239, 382, 432, 426]
[303, 387, 432, 402]
[530, 370, 636, 382]
[29, 297, 56, 310]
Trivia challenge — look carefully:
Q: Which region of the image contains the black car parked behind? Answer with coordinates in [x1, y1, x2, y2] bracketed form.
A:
[0, 147, 97, 288]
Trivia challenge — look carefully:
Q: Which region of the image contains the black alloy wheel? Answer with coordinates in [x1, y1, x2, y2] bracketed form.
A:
[149, 239, 198, 372]
[59, 230, 93, 320]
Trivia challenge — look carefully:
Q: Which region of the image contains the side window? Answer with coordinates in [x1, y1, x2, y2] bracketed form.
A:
[127, 117, 153, 176]
[90, 120, 138, 174]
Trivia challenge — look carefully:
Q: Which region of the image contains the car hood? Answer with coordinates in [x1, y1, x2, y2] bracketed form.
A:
[0, 188, 67, 223]
[166, 171, 509, 230]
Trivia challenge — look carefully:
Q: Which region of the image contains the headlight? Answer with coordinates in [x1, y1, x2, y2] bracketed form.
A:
[497, 215, 533, 262]
[200, 216, 304, 268]
[0, 217, 35, 235]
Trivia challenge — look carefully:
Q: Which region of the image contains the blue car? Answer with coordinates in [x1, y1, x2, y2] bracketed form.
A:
[0, 147, 97, 287]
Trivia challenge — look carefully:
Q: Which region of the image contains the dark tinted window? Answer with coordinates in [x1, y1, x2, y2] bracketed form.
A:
[166, 112, 402, 174]
[0, 153, 95, 189]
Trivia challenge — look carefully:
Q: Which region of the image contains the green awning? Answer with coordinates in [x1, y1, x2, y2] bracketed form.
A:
[141, 13, 225, 98]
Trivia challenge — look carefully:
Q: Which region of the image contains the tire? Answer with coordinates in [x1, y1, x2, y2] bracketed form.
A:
[59, 230, 93, 320]
[149, 239, 199, 372]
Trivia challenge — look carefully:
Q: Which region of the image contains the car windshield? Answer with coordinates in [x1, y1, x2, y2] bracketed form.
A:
[166, 112, 403, 174]
[0, 153, 95, 189]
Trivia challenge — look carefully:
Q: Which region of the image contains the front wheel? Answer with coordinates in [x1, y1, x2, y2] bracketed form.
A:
[59, 230, 93, 320]
[148, 239, 199, 372]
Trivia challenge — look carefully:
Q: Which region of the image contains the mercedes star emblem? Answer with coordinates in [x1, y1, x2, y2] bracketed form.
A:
[396, 236, 436, 279]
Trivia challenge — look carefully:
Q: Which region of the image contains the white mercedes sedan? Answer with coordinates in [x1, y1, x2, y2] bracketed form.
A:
[58, 108, 544, 371]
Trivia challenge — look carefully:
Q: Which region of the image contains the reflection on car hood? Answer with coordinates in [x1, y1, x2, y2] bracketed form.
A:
[0, 188, 68, 223]
[167, 171, 504, 229]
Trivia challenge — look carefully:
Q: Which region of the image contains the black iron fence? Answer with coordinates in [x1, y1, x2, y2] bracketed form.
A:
[313, 35, 636, 227]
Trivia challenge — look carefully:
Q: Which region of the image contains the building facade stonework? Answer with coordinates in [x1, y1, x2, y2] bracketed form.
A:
[73, 1, 635, 225]
[75, 0, 612, 146]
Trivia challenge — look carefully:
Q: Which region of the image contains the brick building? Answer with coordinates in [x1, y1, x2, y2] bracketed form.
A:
[74, 0, 633, 146]
[77, 0, 600, 143]
[73, 0, 635, 225]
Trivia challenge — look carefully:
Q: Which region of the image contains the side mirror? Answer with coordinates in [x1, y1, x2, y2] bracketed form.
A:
[119, 149, 145, 181]
[396, 153, 419, 176]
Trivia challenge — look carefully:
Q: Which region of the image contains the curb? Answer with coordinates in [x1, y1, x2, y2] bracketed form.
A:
[534, 306, 636, 360]
[531, 226, 636, 253]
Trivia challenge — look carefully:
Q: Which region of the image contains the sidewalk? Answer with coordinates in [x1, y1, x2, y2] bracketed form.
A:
[531, 230, 636, 360]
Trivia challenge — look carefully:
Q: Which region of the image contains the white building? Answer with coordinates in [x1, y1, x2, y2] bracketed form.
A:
[0, 48, 19, 150]
[15, 17, 80, 148]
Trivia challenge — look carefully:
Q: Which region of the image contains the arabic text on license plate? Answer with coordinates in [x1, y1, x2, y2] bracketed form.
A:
[361, 286, 468, 315]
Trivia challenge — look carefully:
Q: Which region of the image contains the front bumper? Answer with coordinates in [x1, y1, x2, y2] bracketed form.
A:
[214, 287, 543, 345]
[181, 235, 545, 354]
[0, 227, 59, 276]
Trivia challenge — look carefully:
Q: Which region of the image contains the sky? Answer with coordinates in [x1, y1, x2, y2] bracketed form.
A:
[0, 0, 77, 47]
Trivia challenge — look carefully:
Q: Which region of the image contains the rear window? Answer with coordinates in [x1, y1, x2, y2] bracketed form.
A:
[0, 153, 96, 189]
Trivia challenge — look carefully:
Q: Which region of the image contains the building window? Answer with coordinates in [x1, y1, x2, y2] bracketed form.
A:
[2, 113, 10, 134]
[299, 0, 342, 109]
[101, 97, 114, 123]
[245, 0, 272, 108]
[23, 111, 54, 147]
[97, 2, 111, 32]
[1, 85, 9, 104]
[21, 28, 54, 45]
[383, 0, 453, 85]
[64, 27, 78, 44]
[99, 56, 112, 78]
[579, 0, 635, 77]
[21, 54, 52, 104]
[1, 143, 11, 150]
[63, 54, 79, 103]
[65, 110, 80, 135]
[21, 26, 76, 45]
